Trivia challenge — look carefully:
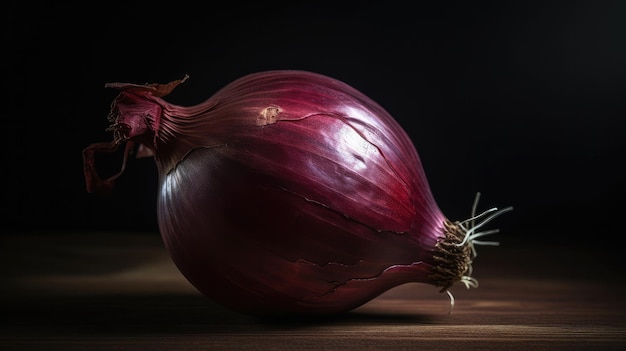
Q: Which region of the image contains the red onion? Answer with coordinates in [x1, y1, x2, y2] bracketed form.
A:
[83, 70, 511, 316]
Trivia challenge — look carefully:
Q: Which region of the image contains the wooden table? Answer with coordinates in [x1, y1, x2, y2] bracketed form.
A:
[2, 232, 625, 350]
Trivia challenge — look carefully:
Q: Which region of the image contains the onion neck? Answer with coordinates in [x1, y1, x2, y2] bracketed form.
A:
[149, 99, 222, 175]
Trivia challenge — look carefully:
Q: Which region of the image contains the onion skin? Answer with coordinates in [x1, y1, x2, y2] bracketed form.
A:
[84, 70, 502, 316]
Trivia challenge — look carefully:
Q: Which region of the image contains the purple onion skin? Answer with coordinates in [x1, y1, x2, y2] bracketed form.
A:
[85, 70, 469, 316]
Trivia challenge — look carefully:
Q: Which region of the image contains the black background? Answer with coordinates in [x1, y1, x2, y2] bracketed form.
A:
[4, 1, 625, 251]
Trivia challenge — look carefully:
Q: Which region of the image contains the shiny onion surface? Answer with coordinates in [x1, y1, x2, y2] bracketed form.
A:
[83, 70, 511, 316]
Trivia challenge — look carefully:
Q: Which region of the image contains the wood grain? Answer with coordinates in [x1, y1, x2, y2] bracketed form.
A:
[1, 232, 625, 350]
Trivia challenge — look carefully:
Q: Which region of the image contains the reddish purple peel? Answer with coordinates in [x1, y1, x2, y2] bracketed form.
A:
[84, 70, 508, 316]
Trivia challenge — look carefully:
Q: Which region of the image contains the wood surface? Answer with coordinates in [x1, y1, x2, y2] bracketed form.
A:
[1, 232, 625, 350]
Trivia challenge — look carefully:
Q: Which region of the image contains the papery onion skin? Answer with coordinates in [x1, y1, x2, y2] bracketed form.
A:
[84, 70, 499, 316]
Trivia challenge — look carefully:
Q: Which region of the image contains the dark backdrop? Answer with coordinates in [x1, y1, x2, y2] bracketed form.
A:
[4, 1, 625, 250]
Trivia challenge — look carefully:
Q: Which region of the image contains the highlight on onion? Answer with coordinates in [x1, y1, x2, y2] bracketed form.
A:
[83, 70, 512, 316]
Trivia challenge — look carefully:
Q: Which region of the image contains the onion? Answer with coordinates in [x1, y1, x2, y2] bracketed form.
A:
[83, 70, 511, 316]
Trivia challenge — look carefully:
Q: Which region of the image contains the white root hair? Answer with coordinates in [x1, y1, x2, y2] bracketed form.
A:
[445, 192, 513, 313]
